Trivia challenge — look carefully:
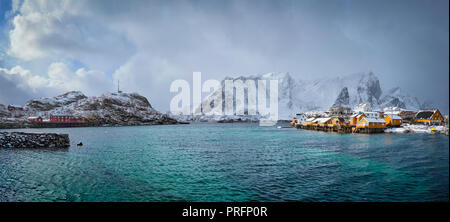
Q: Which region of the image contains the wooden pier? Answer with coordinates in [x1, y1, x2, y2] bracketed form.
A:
[295, 124, 385, 134]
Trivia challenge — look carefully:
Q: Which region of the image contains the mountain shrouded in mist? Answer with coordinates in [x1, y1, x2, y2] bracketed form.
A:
[192, 72, 424, 120]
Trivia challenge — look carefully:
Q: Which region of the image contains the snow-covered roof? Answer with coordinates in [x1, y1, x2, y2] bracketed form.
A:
[362, 117, 386, 123]
[295, 113, 306, 118]
[27, 116, 41, 119]
[317, 117, 331, 124]
[312, 118, 322, 123]
[332, 117, 345, 122]
[386, 115, 402, 120]
[306, 118, 316, 122]
[401, 110, 417, 112]
[363, 112, 379, 115]
[384, 111, 401, 115]
[415, 110, 435, 119]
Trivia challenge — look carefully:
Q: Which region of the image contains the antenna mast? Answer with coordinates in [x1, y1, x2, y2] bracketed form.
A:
[117, 80, 122, 93]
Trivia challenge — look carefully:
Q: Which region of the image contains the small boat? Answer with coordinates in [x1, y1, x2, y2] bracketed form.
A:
[77, 142, 83, 146]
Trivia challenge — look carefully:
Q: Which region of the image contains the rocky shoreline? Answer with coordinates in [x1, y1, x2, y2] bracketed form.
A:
[0, 132, 70, 148]
[0, 122, 181, 130]
[0, 119, 183, 130]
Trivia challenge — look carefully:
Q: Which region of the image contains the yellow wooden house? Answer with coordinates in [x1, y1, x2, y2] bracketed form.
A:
[290, 119, 297, 126]
[356, 117, 386, 129]
[414, 109, 445, 125]
[304, 118, 316, 126]
[331, 117, 347, 126]
[318, 117, 332, 127]
[384, 114, 402, 127]
[349, 113, 366, 126]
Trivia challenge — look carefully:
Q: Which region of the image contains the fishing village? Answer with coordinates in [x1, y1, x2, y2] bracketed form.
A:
[290, 105, 449, 135]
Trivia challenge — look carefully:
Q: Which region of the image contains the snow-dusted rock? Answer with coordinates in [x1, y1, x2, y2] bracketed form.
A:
[379, 87, 421, 110]
[189, 72, 424, 121]
[24, 91, 87, 111]
[332, 87, 350, 107]
[22, 91, 178, 126]
[353, 104, 372, 113]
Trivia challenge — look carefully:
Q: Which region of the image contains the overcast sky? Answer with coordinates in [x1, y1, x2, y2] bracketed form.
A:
[0, 0, 448, 113]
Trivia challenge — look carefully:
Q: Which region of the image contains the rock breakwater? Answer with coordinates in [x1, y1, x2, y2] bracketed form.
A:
[0, 132, 70, 148]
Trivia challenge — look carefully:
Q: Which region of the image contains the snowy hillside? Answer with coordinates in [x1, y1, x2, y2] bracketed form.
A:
[22, 91, 177, 125]
[189, 72, 424, 120]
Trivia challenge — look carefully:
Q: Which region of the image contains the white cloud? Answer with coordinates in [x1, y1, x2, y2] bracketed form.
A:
[9, 0, 82, 60]
[112, 53, 184, 111]
[8, 0, 133, 70]
[47, 62, 113, 96]
[0, 66, 48, 91]
[0, 63, 112, 105]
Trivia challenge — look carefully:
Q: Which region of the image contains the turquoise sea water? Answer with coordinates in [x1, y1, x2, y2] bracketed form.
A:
[0, 122, 448, 202]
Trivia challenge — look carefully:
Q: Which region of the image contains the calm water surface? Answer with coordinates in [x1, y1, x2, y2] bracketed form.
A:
[0, 123, 448, 201]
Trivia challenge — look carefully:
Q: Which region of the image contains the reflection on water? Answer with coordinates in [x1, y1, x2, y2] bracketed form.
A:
[385, 134, 392, 145]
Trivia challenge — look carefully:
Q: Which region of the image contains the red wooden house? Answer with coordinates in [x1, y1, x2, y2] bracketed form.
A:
[50, 114, 85, 123]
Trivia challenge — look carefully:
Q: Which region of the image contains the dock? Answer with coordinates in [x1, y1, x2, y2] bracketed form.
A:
[295, 124, 385, 134]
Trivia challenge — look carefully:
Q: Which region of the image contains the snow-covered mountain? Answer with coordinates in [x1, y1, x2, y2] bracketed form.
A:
[379, 87, 422, 110]
[21, 91, 178, 125]
[190, 72, 423, 120]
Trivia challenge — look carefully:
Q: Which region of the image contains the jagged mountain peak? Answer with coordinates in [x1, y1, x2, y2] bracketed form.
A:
[332, 87, 350, 107]
[194, 71, 423, 120]
[380, 87, 421, 110]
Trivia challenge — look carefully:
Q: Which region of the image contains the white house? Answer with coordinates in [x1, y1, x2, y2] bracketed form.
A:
[295, 113, 307, 124]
